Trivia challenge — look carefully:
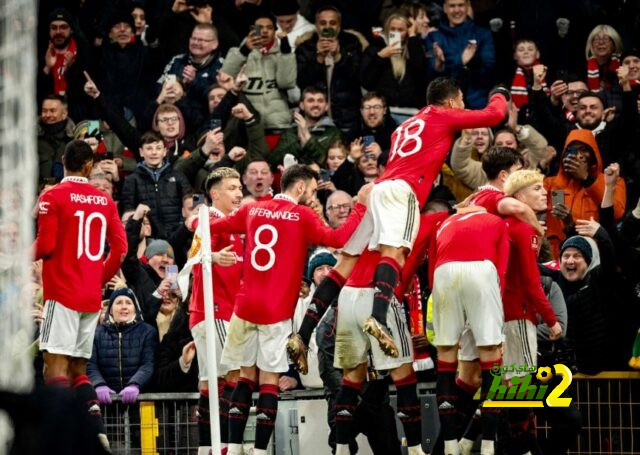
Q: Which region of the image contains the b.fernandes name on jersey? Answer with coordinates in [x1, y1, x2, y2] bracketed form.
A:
[248, 207, 300, 221]
[69, 193, 109, 205]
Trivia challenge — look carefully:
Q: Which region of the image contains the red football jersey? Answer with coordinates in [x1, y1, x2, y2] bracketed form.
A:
[431, 211, 510, 293]
[208, 195, 366, 324]
[503, 217, 557, 326]
[189, 207, 244, 329]
[34, 177, 127, 312]
[378, 95, 507, 207]
[470, 186, 508, 216]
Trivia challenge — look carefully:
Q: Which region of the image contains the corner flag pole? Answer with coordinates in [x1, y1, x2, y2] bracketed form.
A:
[199, 204, 222, 454]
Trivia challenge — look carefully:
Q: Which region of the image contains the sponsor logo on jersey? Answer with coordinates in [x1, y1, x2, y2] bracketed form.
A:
[38, 201, 50, 214]
[70, 193, 109, 205]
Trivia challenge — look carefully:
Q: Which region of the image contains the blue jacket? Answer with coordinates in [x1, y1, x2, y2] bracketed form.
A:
[88, 299, 158, 393]
[424, 19, 496, 109]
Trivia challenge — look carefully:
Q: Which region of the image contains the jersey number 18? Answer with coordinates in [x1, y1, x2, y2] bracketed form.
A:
[389, 118, 425, 162]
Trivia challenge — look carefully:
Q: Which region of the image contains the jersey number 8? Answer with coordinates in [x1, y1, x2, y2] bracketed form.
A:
[251, 224, 278, 272]
[74, 210, 107, 261]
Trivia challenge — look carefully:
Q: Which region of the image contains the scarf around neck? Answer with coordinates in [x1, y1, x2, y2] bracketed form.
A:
[50, 37, 77, 95]
[511, 60, 548, 108]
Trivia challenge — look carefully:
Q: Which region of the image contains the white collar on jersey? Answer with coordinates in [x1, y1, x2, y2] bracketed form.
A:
[208, 206, 225, 218]
[476, 184, 502, 193]
[274, 193, 297, 204]
[62, 176, 89, 184]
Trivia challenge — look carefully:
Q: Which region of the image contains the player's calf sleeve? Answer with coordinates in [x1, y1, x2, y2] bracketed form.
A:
[254, 384, 279, 450]
[228, 378, 256, 444]
[196, 388, 211, 446]
[46, 375, 70, 388]
[72, 375, 106, 435]
[479, 361, 501, 444]
[335, 378, 363, 446]
[436, 360, 460, 442]
[394, 372, 423, 447]
[372, 257, 401, 326]
[298, 270, 346, 345]
[219, 382, 236, 444]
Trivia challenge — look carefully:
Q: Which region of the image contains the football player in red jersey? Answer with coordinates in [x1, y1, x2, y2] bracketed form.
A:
[430, 211, 510, 455]
[460, 170, 562, 455]
[35, 140, 127, 450]
[186, 165, 370, 455]
[187, 168, 244, 454]
[290, 78, 510, 372]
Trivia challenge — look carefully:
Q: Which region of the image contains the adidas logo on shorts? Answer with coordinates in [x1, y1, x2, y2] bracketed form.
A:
[256, 412, 269, 421]
[397, 412, 408, 418]
[337, 409, 353, 417]
[228, 407, 243, 415]
[438, 401, 454, 410]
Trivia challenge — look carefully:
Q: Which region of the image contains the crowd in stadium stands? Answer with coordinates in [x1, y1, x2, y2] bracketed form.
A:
[29, 0, 640, 453]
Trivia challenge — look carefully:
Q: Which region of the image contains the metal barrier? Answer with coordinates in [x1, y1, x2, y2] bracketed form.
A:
[102, 374, 640, 455]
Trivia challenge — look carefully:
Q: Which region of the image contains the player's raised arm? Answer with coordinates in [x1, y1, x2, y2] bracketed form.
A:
[307, 183, 370, 247]
[445, 86, 510, 131]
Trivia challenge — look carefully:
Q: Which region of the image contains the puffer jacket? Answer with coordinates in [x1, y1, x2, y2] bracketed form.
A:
[221, 39, 296, 130]
[544, 129, 626, 257]
[296, 30, 366, 130]
[37, 118, 75, 182]
[87, 296, 157, 392]
[424, 18, 495, 109]
[120, 162, 192, 240]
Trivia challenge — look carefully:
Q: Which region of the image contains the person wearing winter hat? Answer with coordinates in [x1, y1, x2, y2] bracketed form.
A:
[273, 0, 315, 50]
[290, 249, 337, 390]
[540, 216, 617, 375]
[39, 8, 93, 121]
[88, 287, 157, 450]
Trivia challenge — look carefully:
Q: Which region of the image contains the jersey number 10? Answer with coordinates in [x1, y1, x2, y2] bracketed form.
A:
[74, 210, 107, 261]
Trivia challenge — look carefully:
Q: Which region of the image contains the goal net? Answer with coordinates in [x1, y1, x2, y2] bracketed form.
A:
[0, 0, 37, 450]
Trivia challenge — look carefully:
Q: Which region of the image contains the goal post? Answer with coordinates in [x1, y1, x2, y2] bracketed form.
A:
[0, 0, 37, 448]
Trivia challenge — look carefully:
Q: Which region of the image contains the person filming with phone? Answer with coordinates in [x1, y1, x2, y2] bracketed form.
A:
[296, 6, 365, 130]
[220, 14, 296, 131]
[544, 129, 626, 257]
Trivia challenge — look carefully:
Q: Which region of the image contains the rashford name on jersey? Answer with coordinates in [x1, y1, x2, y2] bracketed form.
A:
[69, 193, 109, 205]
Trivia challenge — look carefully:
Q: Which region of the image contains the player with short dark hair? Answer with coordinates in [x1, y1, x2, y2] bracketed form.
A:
[185, 167, 244, 454]
[186, 164, 369, 455]
[35, 139, 127, 451]
[289, 78, 510, 372]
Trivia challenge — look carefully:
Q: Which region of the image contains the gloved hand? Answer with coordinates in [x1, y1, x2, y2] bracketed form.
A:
[95, 385, 115, 404]
[119, 384, 140, 404]
[489, 85, 512, 103]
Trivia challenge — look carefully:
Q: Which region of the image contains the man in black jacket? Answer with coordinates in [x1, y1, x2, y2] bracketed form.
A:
[120, 131, 192, 239]
[296, 6, 365, 130]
